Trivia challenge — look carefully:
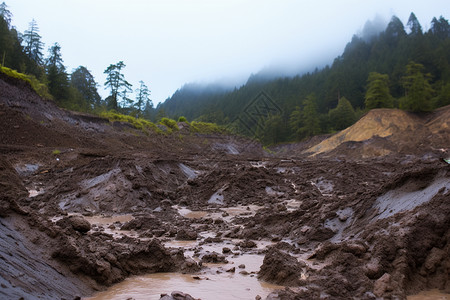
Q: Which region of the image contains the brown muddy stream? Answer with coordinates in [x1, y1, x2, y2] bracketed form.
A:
[82, 208, 284, 300]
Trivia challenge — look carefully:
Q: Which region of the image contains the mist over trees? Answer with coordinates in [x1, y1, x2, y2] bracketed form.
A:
[1, 2, 450, 145]
[158, 12, 450, 144]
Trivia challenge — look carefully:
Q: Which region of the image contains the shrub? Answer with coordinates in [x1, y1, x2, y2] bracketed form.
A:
[178, 116, 188, 122]
[0, 66, 52, 99]
[159, 117, 179, 131]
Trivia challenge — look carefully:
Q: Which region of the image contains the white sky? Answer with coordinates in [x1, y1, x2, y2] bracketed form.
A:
[6, 0, 449, 104]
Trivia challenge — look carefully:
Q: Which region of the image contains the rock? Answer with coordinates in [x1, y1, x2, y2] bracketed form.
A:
[56, 215, 91, 233]
[222, 247, 231, 254]
[424, 247, 444, 272]
[201, 252, 228, 263]
[175, 229, 197, 241]
[364, 259, 382, 279]
[258, 247, 305, 286]
[226, 267, 235, 273]
[238, 264, 246, 269]
[373, 273, 392, 297]
[239, 239, 257, 248]
[160, 291, 198, 300]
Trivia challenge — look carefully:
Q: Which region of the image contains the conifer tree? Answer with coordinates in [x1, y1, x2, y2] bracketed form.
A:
[365, 72, 394, 109]
[400, 61, 434, 112]
[328, 97, 356, 130]
[23, 19, 44, 65]
[104, 61, 132, 110]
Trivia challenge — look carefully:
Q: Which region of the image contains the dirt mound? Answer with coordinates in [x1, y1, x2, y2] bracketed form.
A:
[305, 107, 450, 158]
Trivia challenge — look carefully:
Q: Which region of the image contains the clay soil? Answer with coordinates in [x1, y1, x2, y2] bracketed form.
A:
[1, 73, 449, 300]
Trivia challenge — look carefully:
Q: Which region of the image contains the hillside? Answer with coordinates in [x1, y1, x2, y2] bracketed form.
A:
[158, 14, 450, 145]
[305, 106, 450, 157]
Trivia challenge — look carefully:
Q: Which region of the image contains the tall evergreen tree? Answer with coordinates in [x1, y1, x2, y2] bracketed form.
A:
[299, 94, 321, 138]
[365, 72, 394, 109]
[23, 19, 44, 65]
[135, 80, 151, 113]
[0, 2, 12, 28]
[46, 43, 69, 101]
[70, 66, 101, 109]
[328, 97, 356, 130]
[400, 61, 434, 112]
[104, 61, 132, 110]
[407, 12, 423, 36]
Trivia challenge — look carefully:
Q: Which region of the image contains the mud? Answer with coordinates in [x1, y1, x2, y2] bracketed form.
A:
[1, 74, 450, 299]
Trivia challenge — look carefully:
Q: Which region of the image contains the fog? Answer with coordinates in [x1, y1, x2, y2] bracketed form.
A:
[6, 0, 449, 104]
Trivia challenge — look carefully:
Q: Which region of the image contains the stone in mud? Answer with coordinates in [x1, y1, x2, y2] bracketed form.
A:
[56, 215, 91, 233]
[181, 257, 201, 273]
[201, 252, 228, 263]
[373, 273, 392, 297]
[424, 247, 445, 272]
[258, 247, 305, 286]
[160, 291, 198, 300]
[175, 228, 197, 241]
[239, 239, 257, 248]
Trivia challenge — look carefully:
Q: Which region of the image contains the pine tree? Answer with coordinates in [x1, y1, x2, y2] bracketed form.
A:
[46, 43, 69, 101]
[328, 97, 356, 130]
[407, 12, 422, 36]
[23, 19, 44, 65]
[365, 72, 394, 109]
[104, 61, 132, 110]
[135, 80, 151, 113]
[400, 61, 434, 112]
[300, 94, 321, 138]
[71, 66, 101, 109]
[0, 2, 12, 28]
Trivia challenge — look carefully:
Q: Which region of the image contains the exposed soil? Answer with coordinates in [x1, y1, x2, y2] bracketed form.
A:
[1, 74, 449, 300]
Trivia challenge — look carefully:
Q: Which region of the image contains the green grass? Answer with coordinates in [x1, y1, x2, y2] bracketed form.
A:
[52, 149, 61, 155]
[100, 111, 162, 134]
[190, 121, 225, 134]
[159, 117, 179, 131]
[0, 66, 52, 99]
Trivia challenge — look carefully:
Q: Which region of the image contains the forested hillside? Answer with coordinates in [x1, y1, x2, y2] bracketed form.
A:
[159, 13, 450, 145]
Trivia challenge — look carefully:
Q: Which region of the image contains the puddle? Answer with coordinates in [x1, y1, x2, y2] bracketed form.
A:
[375, 177, 450, 219]
[175, 205, 263, 222]
[88, 234, 280, 300]
[83, 214, 134, 225]
[407, 289, 450, 300]
[84, 271, 282, 300]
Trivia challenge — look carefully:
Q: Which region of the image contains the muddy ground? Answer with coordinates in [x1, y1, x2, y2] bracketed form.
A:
[1, 74, 449, 300]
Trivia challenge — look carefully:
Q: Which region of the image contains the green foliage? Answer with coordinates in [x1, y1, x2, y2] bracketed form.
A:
[178, 116, 188, 122]
[0, 65, 51, 99]
[299, 94, 321, 138]
[159, 117, 179, 131]
[365, 72, 394, 109]
[104, 61, 132, 110]
[328, 97, 357, 130]
[100, 111, 160, 134]
[400, 61, 434, 112]
[52, 149, 61, 155]
[190, 121, 224, 134]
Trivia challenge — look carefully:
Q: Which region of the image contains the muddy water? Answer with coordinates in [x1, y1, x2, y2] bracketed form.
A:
[407, 289, 450, 299]
[86, 236, 282, 300]
[85, 272, 282, 300]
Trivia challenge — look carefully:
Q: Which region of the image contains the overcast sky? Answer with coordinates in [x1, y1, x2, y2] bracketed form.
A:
[6, 0, 449, 104]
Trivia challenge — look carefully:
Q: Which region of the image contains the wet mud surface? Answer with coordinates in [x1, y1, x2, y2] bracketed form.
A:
[1, 75, 450, 299]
